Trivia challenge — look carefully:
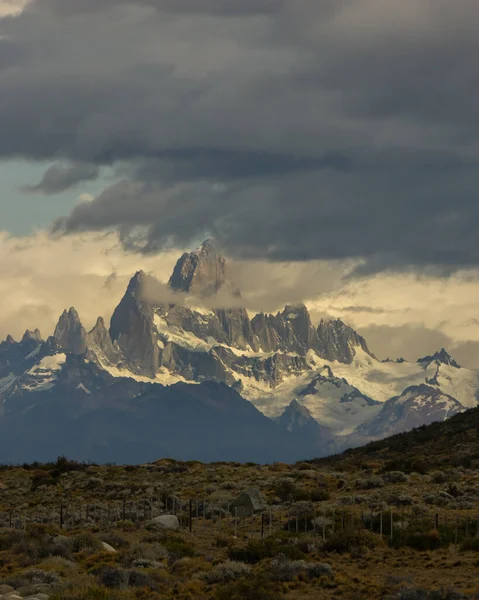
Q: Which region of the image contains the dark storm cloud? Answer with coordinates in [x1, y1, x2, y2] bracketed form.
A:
[2, 0, 479, 269]
[23, 162, 99, 194]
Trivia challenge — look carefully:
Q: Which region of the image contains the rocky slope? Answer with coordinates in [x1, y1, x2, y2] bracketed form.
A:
[0, 240, 477, 463]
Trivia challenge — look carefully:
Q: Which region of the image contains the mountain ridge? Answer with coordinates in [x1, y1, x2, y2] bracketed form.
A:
[0, 240, 477, 463]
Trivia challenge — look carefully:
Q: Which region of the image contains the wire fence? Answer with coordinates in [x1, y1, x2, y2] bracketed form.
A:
[1, 497, 478, 548]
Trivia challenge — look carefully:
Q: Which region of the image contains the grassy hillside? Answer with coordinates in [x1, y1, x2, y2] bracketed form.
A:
[315, 407, 479, 473]
[0, 411, 477, 600]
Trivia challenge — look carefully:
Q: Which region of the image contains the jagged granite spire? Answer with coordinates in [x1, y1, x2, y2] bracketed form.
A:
[53, 307, 87, 355]
[315, 318, 373, 363]
[21, 329, 43, 344]
[417, 348, 460, 369]
[168, 239, 237, 297]
[109, 272, 159, 376]
[87, 316, 120, 365]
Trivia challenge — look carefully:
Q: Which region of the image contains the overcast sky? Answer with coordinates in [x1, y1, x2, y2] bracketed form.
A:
[2, 0, 479, 366]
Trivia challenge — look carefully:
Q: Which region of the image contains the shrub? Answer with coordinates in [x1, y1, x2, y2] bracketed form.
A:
[382, 471, 409, 484]
[389, 586, 471, 600]
[216, 535, 234, 548]
[322, 531, 378, 554]
[424, 492, 454, 507]
[273, 477, 297, 502]
[389, 494, 414, 507]
[97, 566, 129, 589]
[69, 532, 102, 554]
[215, 577, 279, 600]
[311, 488, 330, 501]
[163, 537, 195, 562]
[460, 538, 479, 552]
[269, 557, 333, 581]
[229, 538, 305, 564]
[132, 558, 161, 569]
[430, 471, 448, 484]
[203, 561, 252, 584]
[402, 530, 441, 551]
[355, 476, 384, 490]
[26, 567, 61, 583]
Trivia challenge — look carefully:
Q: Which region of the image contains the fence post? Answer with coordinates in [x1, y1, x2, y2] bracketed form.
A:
[435, 513, 439, 530]
[455, 514, 458, 550]
[189, 499, 193, 533]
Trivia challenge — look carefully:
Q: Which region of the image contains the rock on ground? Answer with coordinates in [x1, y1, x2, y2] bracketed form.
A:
[145, 515, 180, 531]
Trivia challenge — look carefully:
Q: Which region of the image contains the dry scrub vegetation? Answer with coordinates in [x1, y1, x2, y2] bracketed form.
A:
[0, 408, 477, 600]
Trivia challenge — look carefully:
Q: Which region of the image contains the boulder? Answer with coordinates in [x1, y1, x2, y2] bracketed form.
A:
[0, 586, 15, 595]
[145, 515, 180, 531]
[101, 542, 117, 553]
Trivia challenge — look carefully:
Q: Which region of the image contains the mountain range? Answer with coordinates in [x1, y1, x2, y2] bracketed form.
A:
[0, 239, 477, 464]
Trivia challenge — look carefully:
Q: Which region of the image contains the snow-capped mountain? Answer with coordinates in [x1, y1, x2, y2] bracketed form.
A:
[0, 240, 478, 463]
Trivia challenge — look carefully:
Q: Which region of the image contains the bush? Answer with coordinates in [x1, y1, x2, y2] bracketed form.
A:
[203, 561, 252, 584]
[382, 471, 409, 484]
[131, 558, 161, 569]
[163, 537, 195, 562]
[97, 566, 129, 589]
[423, 492, 454, 507]
[215, 577, 280, 600]
[69, 532, 102, 554]
[460, 538, 479, 551]
[269, 557, 333, 581]
[311, 488, 330, 501]
[389, 586, 471, 600]
[322, 531, 378, 554]
[389, 494, 414, 507]
[402, 530, 441, 551]
[355, 476, 384, 490]
[229, 538, 305, 564]
[430, 471, 448, 484]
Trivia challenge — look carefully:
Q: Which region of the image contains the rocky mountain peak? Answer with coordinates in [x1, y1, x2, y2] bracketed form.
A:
[418, 348, 460, 369]
[110, 273, 158, 376]
[4, 334, 16, 346]
[315, 318, 373, 363]
[86, 316, 120, 365]
[168, 239, 232, 297]
[21, 329, 43, 344]
[54, 307, 88, 355]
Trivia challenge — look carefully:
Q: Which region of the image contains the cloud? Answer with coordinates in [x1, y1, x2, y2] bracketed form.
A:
[2, 228, 479, 368]
[23, 162, 99, 194]
[0, 230, 181, 341]
[1, 0, 479, 270]
[0, 0, 28, 18]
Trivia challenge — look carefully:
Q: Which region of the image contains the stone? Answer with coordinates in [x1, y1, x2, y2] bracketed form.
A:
[101, 542, 117, 553]
[145, 515, 179, 531]
[0, 587, 15, 595]
[16, 584, 51, 596]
